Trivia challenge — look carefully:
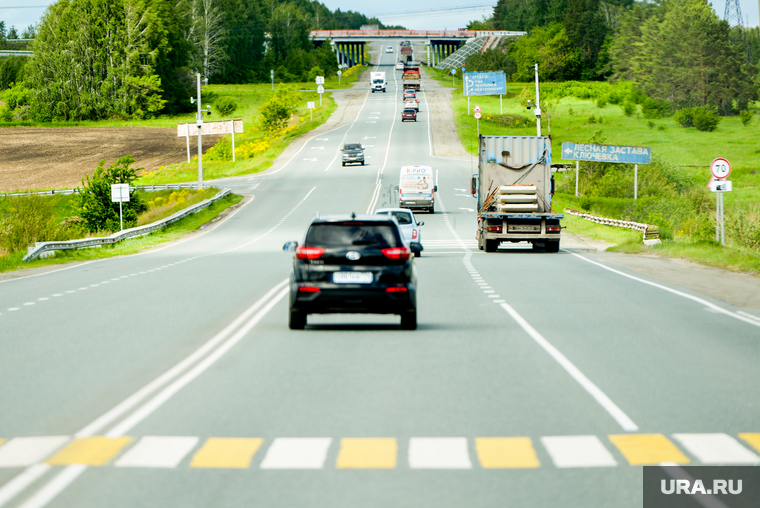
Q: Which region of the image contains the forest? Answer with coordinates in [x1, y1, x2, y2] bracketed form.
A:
[0, 0, 398, 121]
[466, 0, 760, 115]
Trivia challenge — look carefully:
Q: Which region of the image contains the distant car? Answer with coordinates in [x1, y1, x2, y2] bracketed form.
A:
[284, 214, 417, 330]
[395, 62, 404, 70]
[341, 143, 365, 166]
[401, 109, 417, 122]
[404, 99, 419, 111]
[375, 208, 424, 257]
[386, 46, 394, 53]
[403, 90, 416, 100]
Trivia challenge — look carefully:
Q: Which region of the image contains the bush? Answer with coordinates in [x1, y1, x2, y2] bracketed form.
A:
[728, 205, 760, 249]
[214, 97, 238, 117]
[740, 110, 753, 126]
[0, 194, 58, 253]
[306, 66, 325, 83]
[621, 100, 637, 116]
[642, 97, 671, 119]
[76, 156, 147, 232]
[596, 96, 608, 108]
[693, 108, 720, 132]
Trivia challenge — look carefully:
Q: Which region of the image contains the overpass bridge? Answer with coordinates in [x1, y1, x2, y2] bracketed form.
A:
[310, 30, 526, 67]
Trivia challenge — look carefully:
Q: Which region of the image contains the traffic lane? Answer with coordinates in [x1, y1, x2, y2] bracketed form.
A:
[470, 248, 760, 433]
[55, 456, 641, 508]
[114, 247, 640, 441]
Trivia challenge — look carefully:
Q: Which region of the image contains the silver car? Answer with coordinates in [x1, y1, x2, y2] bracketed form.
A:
[375, 208, 424, 257]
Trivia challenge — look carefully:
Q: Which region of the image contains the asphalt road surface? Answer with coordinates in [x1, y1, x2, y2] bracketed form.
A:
[1, 42, 760, 508]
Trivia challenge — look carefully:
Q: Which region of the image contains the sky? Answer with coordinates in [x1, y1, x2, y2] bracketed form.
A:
[0, 0, 758, 35]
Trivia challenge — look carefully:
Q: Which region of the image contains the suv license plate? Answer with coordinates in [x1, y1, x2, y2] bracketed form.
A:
[508, 225, 541, 232]
[333, 272, 373, 284]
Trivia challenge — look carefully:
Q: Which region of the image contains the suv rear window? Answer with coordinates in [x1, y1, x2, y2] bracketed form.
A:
[305, 223, 401, 248]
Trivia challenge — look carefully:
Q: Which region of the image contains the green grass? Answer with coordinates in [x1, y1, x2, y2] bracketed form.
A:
[0, 193, 243, 273]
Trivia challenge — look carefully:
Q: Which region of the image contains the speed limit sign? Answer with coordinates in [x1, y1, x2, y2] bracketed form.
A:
[710, 158, 731, 179]
[474, 111, 482, 119]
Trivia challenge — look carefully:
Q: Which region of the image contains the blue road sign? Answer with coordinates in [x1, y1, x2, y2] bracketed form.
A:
[463, 71, 506, 96]
[561, 142, 651, 164]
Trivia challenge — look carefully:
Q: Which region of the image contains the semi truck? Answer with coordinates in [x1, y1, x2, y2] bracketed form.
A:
[402, 64, 420, 91]
[472, 136, 563, 252]
[370, 71, 386, 93]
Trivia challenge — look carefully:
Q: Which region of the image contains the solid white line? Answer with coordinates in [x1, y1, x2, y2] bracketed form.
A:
[16, 465, 86, 508]
[499, 301, 639, 432]
[568, 251, 760, 328]
[76, 279, 289, 437]
[737, 310, 760, 324]
[0, 464, 51, 507]
[106, 285, 289, 437]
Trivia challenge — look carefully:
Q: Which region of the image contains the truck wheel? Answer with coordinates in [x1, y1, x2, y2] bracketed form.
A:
[289, 309, 306, 330]
[546, 241, 560, 253]
[429, 205, 434, 214]
[478, 236, 484, 251]
[342, 162, 346, 166]
[361, 161, 365, 166]
[485, 239, 498, 253]
[400, 310, 417, 330]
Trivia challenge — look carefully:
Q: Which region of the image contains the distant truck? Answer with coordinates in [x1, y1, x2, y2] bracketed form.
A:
[472, 136, 563, 252]
[402, 64, 420, 91]
[398, 165, 437, 213]
[400, 46, 413, 57]
[370, 71, 386, 93]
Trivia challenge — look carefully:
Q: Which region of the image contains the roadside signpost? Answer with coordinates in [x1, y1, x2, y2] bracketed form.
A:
[177, 120, 244, 162]
[451, 68, 456, 85]
[110, 183, 129, 231]
[710, 157, 732, 245]
[270, 69, 274, 90]
[474, 105, 481, 136]
[317, 83, 325, 106]
[307, 101, 315, 121]
[337, 70, 342, 86]
[562, 142, 652, 198]
[464, 71, 506, 114]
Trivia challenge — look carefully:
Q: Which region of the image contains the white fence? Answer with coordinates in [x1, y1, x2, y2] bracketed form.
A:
[564, 208, 661, 245]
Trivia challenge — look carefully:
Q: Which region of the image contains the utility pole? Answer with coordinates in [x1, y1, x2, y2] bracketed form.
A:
[195, 73, 203, 189]
[534, 64, 541, 137]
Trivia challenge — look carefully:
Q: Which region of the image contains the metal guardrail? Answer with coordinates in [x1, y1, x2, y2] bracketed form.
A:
[1, 183, 203, 198]
[22, 188, 232, 262]
[0, 50, 33, 57]
[565, 208, 661, 245]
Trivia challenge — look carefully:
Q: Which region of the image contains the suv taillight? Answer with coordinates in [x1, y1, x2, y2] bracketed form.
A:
[412, 229, 418, 239]
[296, 246, 325, 260]
[381, 246, 411, 260]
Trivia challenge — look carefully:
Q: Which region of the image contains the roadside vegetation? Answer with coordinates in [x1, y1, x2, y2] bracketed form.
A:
[0, 153, 240, 272]
[0, 192, 242, 274]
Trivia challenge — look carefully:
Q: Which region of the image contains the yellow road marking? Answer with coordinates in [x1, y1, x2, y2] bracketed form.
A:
[47, 436, 131, 466]
[336, 438, 397, 469]
[476, 437, 540, 468]
[609, 434, 689, 465]
[190, 438, 263, 468]
[738, 433, 760, 453]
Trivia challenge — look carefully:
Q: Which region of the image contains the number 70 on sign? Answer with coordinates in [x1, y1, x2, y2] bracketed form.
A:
[710, 158, 731, 179]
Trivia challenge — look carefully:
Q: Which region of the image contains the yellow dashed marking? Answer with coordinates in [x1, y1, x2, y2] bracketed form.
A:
[609, 434, 689, 465]
[475, 437, 540, 468]
[47, 436, 131, 466]
[738, 433, 760, 453]
[336, 438, 397, 469]
[190, 438, 263, 468]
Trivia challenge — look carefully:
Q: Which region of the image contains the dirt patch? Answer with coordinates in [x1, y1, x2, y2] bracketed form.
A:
[0, 126, 220, 192]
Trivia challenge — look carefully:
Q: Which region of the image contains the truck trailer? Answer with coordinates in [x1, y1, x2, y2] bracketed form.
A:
[402, 64, 420, 91]
[472, 136, 563, 252]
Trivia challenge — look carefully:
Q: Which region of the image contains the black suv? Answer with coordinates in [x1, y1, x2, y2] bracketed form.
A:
[284, 214, 417, 330]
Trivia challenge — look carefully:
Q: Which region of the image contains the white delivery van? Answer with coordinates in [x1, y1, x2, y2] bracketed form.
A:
[370, 71, 386, 93]
[398, 165, 437, 213]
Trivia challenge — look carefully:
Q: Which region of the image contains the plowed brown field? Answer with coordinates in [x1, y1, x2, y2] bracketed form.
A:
[0, 126, 220, 192]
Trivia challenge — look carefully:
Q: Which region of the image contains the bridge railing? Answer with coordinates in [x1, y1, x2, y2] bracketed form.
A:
[310, 30, 525, 38]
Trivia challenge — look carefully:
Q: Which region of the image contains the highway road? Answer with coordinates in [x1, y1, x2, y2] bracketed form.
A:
[1, 41, 760, 508]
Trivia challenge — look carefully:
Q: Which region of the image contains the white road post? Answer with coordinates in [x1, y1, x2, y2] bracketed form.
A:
[196, 73, 203, 190]
[231, 120, 236, 163]
[185, 123, 191, 163]
[716, 189, 720, 242]
[467, 96, 470, 115]
[119, 186, 123, 231]
[634, 164, 638, 200]
[534, 63, 541, 137]
[500, 94, 503, 115]
[575, 160, 579, 197]
[720, 193, 725, 246]
[270, 69, 274, 90]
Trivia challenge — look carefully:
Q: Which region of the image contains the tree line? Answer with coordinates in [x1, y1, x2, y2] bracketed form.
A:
[466, 0, 759, 115]
[0, 0, 396, 121]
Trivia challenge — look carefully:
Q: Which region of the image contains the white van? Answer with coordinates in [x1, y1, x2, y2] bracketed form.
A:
[398, 165, 437, 213]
